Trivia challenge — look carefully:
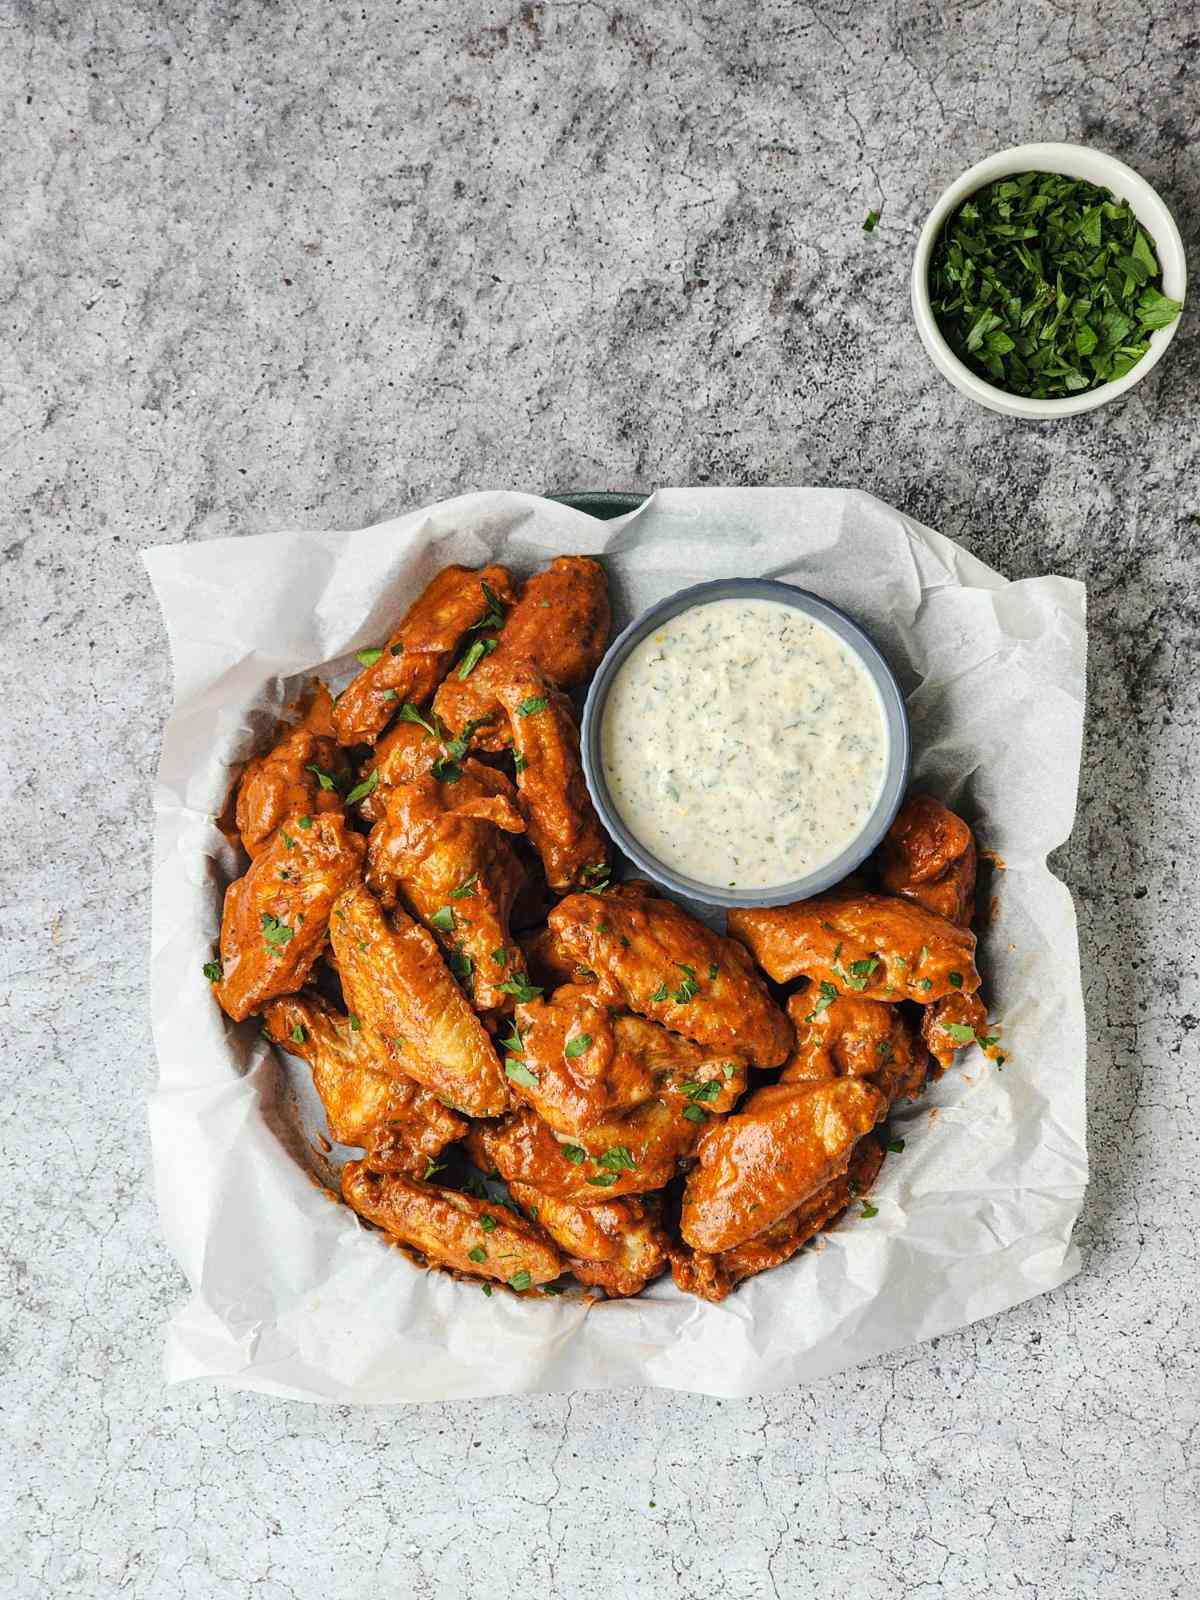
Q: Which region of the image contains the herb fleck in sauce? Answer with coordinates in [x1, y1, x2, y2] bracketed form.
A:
[601, 599, 889, 890]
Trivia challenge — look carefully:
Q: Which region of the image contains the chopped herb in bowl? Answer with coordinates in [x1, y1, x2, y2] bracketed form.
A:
[928, 171, 1182, 400]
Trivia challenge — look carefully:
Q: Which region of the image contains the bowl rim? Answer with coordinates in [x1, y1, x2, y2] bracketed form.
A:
[911, 140, 1188, 419]
[580, 577, 912, 910]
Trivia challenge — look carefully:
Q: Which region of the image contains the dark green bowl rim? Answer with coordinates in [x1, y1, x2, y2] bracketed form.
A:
[546, 491, 647, 520]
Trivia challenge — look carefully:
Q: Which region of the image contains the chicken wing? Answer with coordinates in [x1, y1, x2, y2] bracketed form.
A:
[213, 812, 366, 1022]
[355, 719, 438, 824]
[508, 1186, 669, 1298]
[679, 1076, 885, 1253]
[671, 1135, 884, 1301]
[329, 880, 508, 1117]
[548, 887, 793, 1068]
[365, 766, 527, 1010]
[431, 556, 611, 750]
[728, 891, 980, 1004]
[262, 992, 466, 1170]
[881, 793, 977, 925]
[493, 671, 609, 892]
[333, 564, 516, 747]
[504, 984, 746, 1134]
[922, 987, 998, 1072]
[235, 683, 351, 858]
[466, 1093, 704, 1203]
[342, 1162, 563, 1287]
[780, 991, 928, 1109]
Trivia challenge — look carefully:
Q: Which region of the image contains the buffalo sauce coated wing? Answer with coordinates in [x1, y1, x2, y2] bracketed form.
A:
[881, 793, 977, 925]
[466, 1095, 703, 1203]
[235, 684, 350, 857]
[507, 984, 746, 1135]
[679, 1077, 885, 1254]
[356, 720, 439, 824]
[671, 1136, 884, 1302]
[548, 888, 793, 1068]
[333, 564, 516, 746]
[496, 672, 609, 893]
[365, 765, 527, 1010]
[342, 1162, 563, 1286]
[922, 987, 995, 1071]
[509, 1185, 669, 1298]
[728, 891, 980, 1004]
[263, 992, 466, 1167]
[781, 992, 928, 1110]
[214, 813, 366, 1022]
[432, 556, 611, 750]
[329, 880, 508, 1117]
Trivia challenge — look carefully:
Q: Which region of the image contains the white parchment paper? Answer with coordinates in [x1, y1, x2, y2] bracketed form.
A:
[144, 488, 1087, 1402]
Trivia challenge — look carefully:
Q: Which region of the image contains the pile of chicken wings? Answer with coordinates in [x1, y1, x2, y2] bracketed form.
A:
[207, 558, 999, 1302]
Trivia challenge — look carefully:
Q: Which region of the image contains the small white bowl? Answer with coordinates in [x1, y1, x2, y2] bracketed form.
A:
[912, 142, 1187, 419]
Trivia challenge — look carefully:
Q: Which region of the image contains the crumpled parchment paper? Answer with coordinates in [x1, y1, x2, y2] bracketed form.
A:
[144, 487, 1087, 1402]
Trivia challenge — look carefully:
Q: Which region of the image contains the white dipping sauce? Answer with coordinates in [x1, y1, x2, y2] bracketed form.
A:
[600, 598, 889, 890]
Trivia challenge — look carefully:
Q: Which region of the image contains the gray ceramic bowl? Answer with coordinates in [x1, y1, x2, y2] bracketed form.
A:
[580, 578, 911, 909]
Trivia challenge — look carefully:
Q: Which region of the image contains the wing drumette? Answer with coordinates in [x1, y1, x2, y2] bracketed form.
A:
[235, 683, 351, 858]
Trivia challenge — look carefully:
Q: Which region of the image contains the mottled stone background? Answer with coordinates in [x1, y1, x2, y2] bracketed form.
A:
[2, 1, 1197, 1595]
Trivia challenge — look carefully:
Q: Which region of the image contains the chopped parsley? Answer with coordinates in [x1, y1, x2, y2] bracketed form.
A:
[516, 696, 548, 717]
[450, 873, 480, 900]
[501, 1022, 525, 1057]
[345, 769, 379, 805]
[202, 959, 222, 982]
[355, 646, 383, 667]
[422, 1156, 444, 1180]
[468, 1246, 487, 1263]
[397, 703, 440, 739]
[944, 1022, 978, 1043]
[844, 957, 880, 990]
[381, 689, 398, 702]
[496, 975, 542, 1003]
[948, 971, 964, 989]
[682, 1078, 721, 1103]
[585, 1171, 619, 1187]
[481, 1214, 497, 1233]
[863, 209, 880, 232]
[648, 982, 670, 1004]
[298, 815, 312, 829]
[929, 171, 1182, 398]
[505, 1059, 539, 1089]
[513, 752, 528, 775]
[348, 1014, 361, 1031]
[305, 763, 340, 792]
[431, 757, 463, 784]
[861, 1201, 879, 1219]
[448, 946, 474, 987]
[290, 1024, 306, 1044]
[919, 978, 933, 992]
[390, 641, 404, 656]
[887, 1137, 906, 1153]
[681, 1104, 707, 1123]
[560, 1144, 587, 1165]
[429, 906, 455, 934]
[491, 948, 508, 968]
[597, 1145, 636, 1172]
[707, 962, 719, 980]
[260, 913, 293, 953]
[509, 1271, 532, 1291]
[564, 1033, 593, 1059]
[456, 637, 499, 680]
[281, 832, 294, 851]
[481, 1283, 493, 1297]
[805, 980, 839, 1022]
[470, 580, 507, 633]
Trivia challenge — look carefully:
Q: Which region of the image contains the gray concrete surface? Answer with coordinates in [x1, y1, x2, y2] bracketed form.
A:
[3, 2, 1198, 1596]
